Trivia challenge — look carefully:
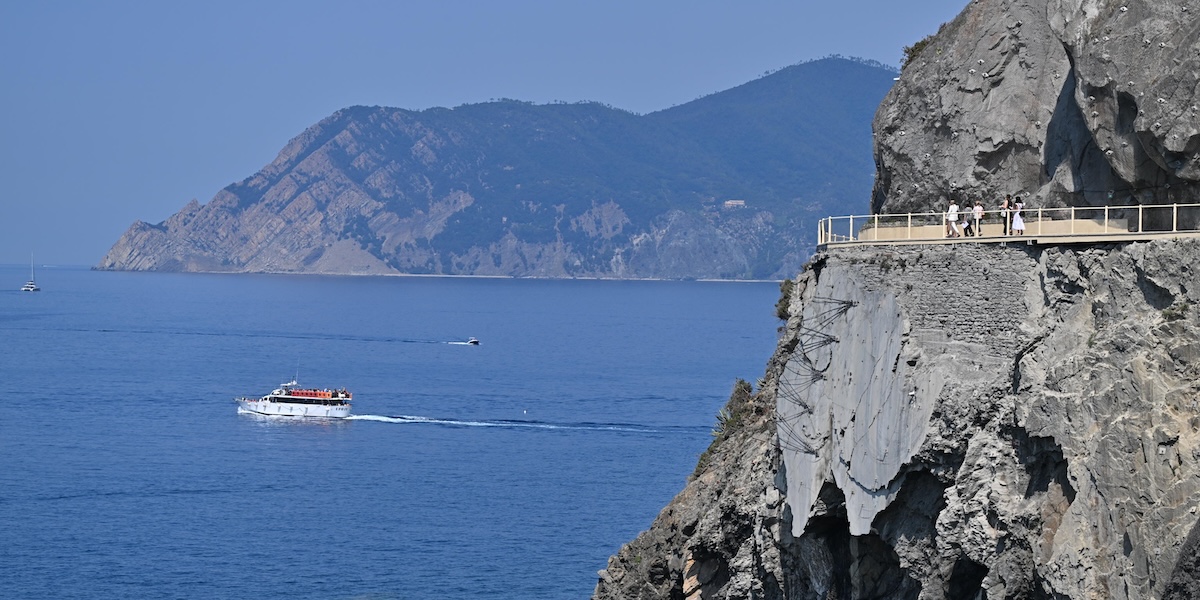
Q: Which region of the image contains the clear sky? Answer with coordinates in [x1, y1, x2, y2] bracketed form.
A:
[0, 0, 967, 266]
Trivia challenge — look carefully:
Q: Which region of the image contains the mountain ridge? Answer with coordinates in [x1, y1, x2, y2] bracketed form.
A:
[97, 57, 896, 279]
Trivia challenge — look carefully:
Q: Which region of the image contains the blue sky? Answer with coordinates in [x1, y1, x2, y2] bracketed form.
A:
[0, 0, 966, 265]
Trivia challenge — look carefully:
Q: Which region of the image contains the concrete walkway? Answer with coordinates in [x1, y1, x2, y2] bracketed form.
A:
[818, 203, 1200, 249]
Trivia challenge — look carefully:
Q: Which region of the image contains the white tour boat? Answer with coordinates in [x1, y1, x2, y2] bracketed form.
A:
[236, 380, 352, 418]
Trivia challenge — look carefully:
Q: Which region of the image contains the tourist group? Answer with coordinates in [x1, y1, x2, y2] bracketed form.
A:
[945, 194, 1026, 238]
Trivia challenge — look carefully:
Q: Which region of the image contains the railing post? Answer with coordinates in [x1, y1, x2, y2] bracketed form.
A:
[1104, 206, 1109, 232]
[907, 213, 912, 240]
[873, 214, 879, 241]
[849, 215, 855, 242]
[1173, 203, 1179, 233]
[1070, 206, 1075, 235]
[1037, 207, 1043, 236]
[1138, 205, 1144, 232]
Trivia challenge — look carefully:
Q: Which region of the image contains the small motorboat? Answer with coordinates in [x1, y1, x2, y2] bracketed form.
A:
[20, 254, 39, 292]
[466, 337, 480, 345]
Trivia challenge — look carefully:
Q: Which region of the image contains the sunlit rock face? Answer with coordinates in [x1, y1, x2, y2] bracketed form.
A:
[775, 241, 1200, 599]
[594, 240, 1200, 600]
[873, 0, 1200, 215]
[593, 1, 1200, 598]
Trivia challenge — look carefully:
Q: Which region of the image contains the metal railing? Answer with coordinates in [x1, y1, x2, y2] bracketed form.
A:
[817, 203, 1200, 248]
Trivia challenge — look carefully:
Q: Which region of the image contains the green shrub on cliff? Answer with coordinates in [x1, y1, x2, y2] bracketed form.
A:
[902, 35, 933, 69]
[1163, 301, 1190, 321]
[694, 379, 755, 477]
[775, 278, 794, 320]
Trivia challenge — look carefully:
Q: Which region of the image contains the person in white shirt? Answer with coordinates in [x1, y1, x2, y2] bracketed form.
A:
[973, 199, 985, 236]
[945, 200, 961, 237]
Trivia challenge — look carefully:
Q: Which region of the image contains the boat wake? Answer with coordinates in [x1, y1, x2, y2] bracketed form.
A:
[346, 414, 700, 435]
[6, 325, 475, 347]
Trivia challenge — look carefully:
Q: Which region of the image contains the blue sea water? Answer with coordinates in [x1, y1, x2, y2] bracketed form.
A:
[0, 265, 780, 599]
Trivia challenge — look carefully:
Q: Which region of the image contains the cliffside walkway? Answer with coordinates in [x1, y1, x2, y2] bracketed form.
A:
[817, 202, 1200, 249]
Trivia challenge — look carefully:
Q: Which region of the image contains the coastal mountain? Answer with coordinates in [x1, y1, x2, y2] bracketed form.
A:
[97, 57, 895, 279]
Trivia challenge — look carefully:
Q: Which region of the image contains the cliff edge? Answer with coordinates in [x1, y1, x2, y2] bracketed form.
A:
[595, 239, 1200, 599]
[594, 0, 1200, 596]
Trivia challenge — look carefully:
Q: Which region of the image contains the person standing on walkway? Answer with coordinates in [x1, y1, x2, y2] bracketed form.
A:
[973, 199, 985, 236]
[1000, 195, 1012, 235]
[1011, 196, 1026, 235]
[946, 199, 961, 237]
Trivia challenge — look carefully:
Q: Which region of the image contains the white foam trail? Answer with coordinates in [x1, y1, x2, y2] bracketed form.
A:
[345, 414, 670, 433]
[348, 414, 526, 427]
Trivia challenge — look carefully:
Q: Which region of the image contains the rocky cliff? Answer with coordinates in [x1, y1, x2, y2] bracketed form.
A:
[872, 0, 1200, 215]
[97, 57, 895, 280]
[593, 0, 1200, 597]
[594, 238, 1200, 599]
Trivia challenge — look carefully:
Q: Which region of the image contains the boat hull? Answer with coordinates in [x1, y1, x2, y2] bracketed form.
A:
[237, 398, 351, 418]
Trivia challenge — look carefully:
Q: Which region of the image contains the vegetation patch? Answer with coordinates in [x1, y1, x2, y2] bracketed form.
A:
[693, 379, 756, 478]
[1163, 301, 1190, 321]
[775, 279, 795, 320]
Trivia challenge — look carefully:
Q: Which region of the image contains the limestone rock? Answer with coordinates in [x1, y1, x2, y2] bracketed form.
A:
[873, 0, 1200, 215]
[595, 239, 1200, 599]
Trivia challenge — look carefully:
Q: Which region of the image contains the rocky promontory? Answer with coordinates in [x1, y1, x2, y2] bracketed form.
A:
[595, 239, 1200, 599]
[593, 0, 1200, 597]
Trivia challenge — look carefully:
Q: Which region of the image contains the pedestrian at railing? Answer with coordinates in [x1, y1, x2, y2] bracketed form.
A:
[1000, 195, 1012, 236]
[945, 199, 962, 238]
[1012, 197, 1026, 235]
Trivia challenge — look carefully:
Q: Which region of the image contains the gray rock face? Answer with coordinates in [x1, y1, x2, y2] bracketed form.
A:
[594, 239, 1200, 599]
[594, 2, 1200, 596]
[873, 0, 1200, 215]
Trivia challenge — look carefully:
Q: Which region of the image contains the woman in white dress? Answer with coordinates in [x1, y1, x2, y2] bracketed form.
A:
[1011, 197, 1026, 235]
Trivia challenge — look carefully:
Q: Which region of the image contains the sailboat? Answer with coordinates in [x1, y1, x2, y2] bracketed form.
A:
[20, 255, 39, 292]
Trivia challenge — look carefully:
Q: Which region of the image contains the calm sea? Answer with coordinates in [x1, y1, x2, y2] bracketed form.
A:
[0, 265, 780, 599]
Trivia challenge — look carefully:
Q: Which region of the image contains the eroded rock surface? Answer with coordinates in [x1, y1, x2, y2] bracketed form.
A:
[594, 239, 1200, 599]
[873, 0, 1200, 215]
